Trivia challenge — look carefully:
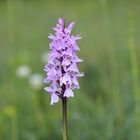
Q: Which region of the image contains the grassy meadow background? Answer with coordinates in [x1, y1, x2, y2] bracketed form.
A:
[0, 0, 140, 139]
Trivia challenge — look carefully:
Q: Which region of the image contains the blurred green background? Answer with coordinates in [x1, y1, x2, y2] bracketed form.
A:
[0, 0, 140, 139]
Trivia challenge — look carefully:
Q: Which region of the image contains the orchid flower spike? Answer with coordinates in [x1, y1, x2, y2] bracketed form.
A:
[44, 18, 83, 105]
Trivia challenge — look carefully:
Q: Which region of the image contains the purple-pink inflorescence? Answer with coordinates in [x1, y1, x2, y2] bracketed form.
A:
[44, 18, 83, 105]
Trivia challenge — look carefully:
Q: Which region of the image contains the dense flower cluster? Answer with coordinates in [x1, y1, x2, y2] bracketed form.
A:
[44, 18, 83, 105]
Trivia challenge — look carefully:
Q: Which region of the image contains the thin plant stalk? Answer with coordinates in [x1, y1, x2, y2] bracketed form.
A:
[62, 97, 67, 140]
[100, 0, 122, 119]
[7, 1, 18, 139]
[128, 12, 140, 138]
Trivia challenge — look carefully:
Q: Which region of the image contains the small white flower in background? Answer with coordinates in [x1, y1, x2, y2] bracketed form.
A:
[16, 65, 31, 79]
[29, 74, 43, 90]
[41, 52, 49, 63]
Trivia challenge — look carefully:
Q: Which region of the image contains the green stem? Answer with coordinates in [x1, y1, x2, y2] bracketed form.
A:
[62, 97, 67, 140]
